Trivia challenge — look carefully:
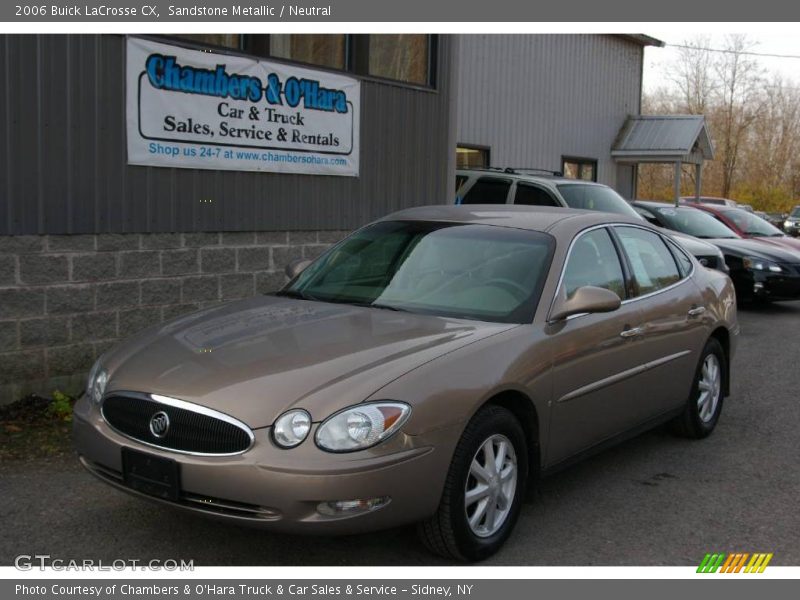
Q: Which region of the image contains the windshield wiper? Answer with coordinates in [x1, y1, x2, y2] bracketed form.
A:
[273, 289, 317, 301]
[371, 302, 408, 312]
[325, 298, 410, 312]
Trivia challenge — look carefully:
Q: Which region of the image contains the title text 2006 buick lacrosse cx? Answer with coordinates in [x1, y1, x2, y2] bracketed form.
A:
[74, 205, 739, 561]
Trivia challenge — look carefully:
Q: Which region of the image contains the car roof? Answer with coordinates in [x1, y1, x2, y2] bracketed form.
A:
[456, 168, 605, 187]
[380, 204, 643, 234]
[680, 195, 733, 201]
[634, 200, 695, 209]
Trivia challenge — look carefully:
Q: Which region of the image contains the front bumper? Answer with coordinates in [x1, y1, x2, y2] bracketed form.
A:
[732, 268, 800, 301]
[73, 395, 460, 534]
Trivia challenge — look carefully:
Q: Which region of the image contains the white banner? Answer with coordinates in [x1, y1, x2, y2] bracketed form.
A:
[126, 37, 360, 176]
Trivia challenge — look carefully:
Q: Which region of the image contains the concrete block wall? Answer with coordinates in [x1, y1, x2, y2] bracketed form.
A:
[0, 230, 350, 405]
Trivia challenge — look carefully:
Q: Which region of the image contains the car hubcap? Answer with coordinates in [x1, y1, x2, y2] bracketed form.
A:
[697, 354, 722, 423]
[464, 433, 517, 538]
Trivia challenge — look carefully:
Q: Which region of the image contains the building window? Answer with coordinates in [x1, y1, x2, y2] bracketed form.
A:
[562, 157, 598, 182]
[268, 34, 347, 70]
[170, 34, 243, 52]
[163, 34, 436, 89]
[364, 35, 430, 85]
[456, 145, 490, 169]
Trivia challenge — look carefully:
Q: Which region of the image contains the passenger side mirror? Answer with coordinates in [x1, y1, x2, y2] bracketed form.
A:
[549, 286, 621, 322]
[285, 258, 312, 280]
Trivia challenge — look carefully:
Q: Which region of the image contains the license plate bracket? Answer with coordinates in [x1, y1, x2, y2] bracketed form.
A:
[121, 447, 180, 501]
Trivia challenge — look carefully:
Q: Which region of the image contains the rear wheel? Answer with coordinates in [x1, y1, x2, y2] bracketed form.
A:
[418, 405, 528, 561]
[672, 337, 726, 438]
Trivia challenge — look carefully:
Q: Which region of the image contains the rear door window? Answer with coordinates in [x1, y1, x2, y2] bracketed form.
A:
[461, 177, 512, 205]
[614, 227, 682, 296]
[514, 183, 560, 207]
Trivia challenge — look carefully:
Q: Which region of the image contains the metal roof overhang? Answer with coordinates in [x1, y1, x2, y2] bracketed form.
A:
[612, 115, 714, 165]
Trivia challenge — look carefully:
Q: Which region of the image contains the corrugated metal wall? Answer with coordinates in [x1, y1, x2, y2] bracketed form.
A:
[0, 35, 455, 235]
[456, 34, 642, 196]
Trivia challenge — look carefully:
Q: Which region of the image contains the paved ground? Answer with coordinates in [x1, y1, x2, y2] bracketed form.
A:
[1, 302, 799, 566]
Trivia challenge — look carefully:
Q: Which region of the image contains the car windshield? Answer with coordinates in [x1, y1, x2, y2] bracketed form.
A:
[281, 221, 554, 324]
[557, 184, 643, 220]
[722, 209, 785, 237]
[653, 206, 739, 239]
[791, 207, 800, 218]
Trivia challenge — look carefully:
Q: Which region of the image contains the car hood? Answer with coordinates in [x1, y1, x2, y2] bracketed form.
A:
[748, 235, 800, 255]
[709, 237, 800, 262]
[102, 295, 515, 428]
[661, 229, 720, 256]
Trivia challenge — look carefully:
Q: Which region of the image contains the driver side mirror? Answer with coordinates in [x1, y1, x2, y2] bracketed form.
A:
[285, 258, 312, 280]
[549, 285, 621, 322]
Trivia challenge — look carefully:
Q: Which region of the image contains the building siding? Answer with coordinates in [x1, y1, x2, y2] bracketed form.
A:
[0, 34, 456, 236]
[456, 34, 642, 195]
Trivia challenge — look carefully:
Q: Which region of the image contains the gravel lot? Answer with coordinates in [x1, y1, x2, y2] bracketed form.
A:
[1, 302, 798, 566]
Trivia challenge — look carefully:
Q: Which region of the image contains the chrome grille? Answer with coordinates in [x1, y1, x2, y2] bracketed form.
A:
[101, 393, 253, 455]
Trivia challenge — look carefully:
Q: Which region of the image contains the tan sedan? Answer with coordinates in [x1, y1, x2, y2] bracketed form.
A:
[73, 206, 739, 561]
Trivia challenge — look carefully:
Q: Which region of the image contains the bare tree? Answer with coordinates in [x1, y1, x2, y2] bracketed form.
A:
[668, 36, 716, 114]
[712, 34, 765, 198]
[639, 35, 800, 211]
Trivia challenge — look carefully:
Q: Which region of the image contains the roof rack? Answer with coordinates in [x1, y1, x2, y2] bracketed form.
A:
[490, 166, 564, 177]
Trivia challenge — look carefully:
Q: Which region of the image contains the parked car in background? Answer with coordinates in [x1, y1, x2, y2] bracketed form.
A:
[680, 196, 739, 208]
[785, 206, 800, 237]
[686, 203, 800, 254]
[758, 212, 786, 231]
[74, 205, 739, 561]
[455, 168, 728, 273]
[634, 201, 800, 304]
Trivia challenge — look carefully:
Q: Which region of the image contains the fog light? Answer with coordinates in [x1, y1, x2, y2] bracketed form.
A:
[754, 282, 765, 292]
[317, 496, 390, 516]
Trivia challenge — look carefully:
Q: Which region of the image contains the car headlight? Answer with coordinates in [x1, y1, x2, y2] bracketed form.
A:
[316, 402, 411, 453]
[743, 256, 783, 273]
[86, 360, 108, 404]
[272, 409, 311, 448]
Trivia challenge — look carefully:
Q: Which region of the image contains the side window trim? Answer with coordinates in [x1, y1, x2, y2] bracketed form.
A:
[606, 226, 636, 300]
[663, 236, 695, 279]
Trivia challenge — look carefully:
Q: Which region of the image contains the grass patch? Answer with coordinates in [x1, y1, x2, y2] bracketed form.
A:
[0, 391, 76, 461]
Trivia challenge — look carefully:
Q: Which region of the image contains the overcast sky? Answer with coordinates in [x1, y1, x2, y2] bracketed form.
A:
[642, 30, 800, 94]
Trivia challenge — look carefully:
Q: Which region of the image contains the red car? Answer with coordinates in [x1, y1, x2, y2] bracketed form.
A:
[685, 202, 800, 254]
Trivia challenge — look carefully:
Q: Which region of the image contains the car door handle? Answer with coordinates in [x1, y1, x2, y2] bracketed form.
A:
[620, 326, 644, 339]
[687, 306, 706, 318]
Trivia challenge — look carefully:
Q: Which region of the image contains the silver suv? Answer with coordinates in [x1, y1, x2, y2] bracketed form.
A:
[455, 168, 728, 272]
[785, 206, 800, 237]
[456, 168, 641, 217]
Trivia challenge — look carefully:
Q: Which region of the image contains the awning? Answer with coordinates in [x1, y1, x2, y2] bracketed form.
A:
[612, 115, 714, 165]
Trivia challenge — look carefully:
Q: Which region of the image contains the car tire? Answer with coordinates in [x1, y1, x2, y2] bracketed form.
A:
[671, 337, 726, 439]
[418, 404, 528, 562]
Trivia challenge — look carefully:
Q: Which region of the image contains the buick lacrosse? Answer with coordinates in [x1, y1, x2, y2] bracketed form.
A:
[74, 206, 738, 561]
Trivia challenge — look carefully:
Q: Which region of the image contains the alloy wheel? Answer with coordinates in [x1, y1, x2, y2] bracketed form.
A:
[697, 354, 722, 423]
[464, 433, 518, 538]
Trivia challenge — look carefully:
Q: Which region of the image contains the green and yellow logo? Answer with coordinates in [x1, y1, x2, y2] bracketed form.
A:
[697, 552, 773, 573]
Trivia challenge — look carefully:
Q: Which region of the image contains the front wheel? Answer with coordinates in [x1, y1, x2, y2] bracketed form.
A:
[418, 405, 528, 561]
[672, 337, 726, 438]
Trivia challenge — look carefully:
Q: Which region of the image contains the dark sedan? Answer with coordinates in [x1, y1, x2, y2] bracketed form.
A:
[687, 203, 800, 254]
[634, 201, 800, 303]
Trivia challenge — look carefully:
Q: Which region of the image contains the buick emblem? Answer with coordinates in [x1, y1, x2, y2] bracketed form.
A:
[149, 411, 170, 438]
